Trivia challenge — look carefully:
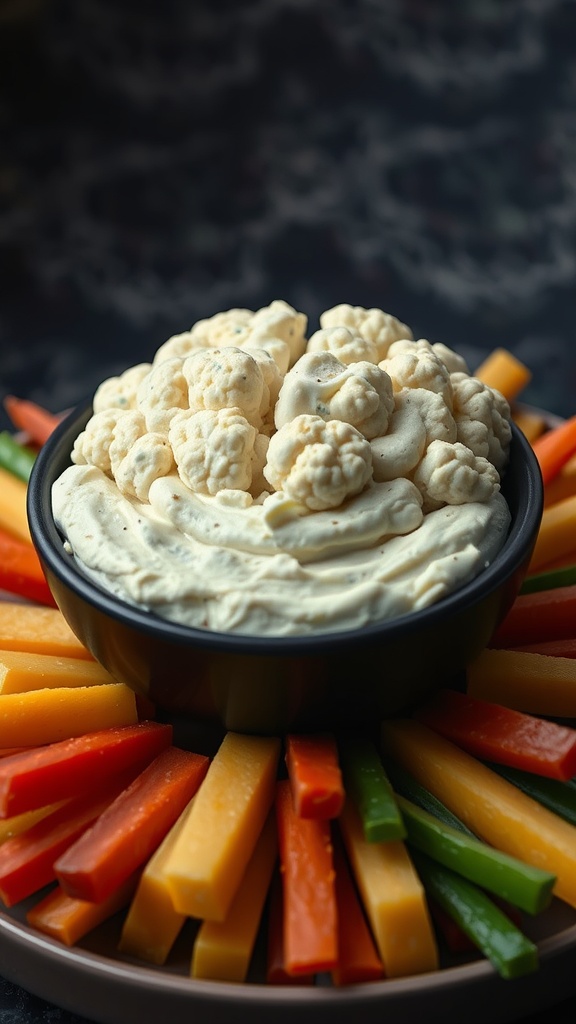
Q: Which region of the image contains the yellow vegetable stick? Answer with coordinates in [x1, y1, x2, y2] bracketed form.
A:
[512, 408, 547, 445]
[0, 466, 30, 543]
[339, 797, 439, 978]
[527, 494, 576, 574]
[0, 683, 138, 747]
[0, 650, 116, 695]
[381, 719, 576, 909]
[164, 731, 281, 921]
[0, 802, 66, 843]
[0, 603, 93, 660]
[117, 803, 191, 965]
[191, 810, 278, 982]
[467, 647, 576, 718]
[474, 348, 532, 403]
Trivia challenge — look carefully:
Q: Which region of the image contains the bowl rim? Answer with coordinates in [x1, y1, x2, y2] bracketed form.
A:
[27, 398, 544, 655]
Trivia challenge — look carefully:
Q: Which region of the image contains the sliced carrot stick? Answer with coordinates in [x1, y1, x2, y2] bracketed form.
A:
[490, 584, 576, 648]
[275, 778, 338, 976]
[55, 746, 209, 903]
[474, 349, 531, 403]
[467, 648, 576, 718]
[266, 871, 315, 985]
[543, 453, 576, 507]
[532, 414, 576, 486]
[527, 495, 576, 574]
[27, 872, 140, 946]
[331, 836, 384, 986]
[3, 395, 62, 446]
[0, 527, 54, 605]
[284, 733, 344, 819]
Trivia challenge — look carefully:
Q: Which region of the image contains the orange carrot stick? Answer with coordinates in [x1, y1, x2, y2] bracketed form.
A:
[285, 733, 345, 819]
[266, 871, 314, 985]
[0, 527, 56, 607]
[490, 584, 576, 648]
[531, 414, 576, 486]
[3, 396, 63, 446]
[331, 837, 384, 986]
[275, 779, 338, 976]
[27, 872, 140, 946]
[55, 746, 209, 903]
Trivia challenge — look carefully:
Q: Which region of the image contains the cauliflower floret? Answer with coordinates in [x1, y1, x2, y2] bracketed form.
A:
[275, 351, 394, 440]
[169, 407, 258, 495]
[136, 357, 189, 436]
[307, 326, 380, 366]
[71, 408, 125, 475]
[250, 432, 271, 499]
[380, 339, 453, 408]
[182, 347, 269, 429]
[412, 439, 501, 513]
[107, 410, 174, 501]
[249, 299, 308, 370]
[400, 387, 457, 447]
[152, 331, 211, 365]
[264, 414, 373, 511]
[92, 363, 152, 413]
[319, 304, 413, 362]
[238, 346, 283, 435]
[370, 390, 428, 482]
[432, 342, 469, 375]
[451, 372, 512, 473]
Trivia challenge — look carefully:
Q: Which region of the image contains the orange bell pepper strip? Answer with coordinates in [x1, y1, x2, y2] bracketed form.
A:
[55, 746, 210, 903]
[284, 733, 344, 819]
[331, 837, 384, 985]
[27, 872, 140, 946]
[490, 584, 576, 648]
[0, 527, 56, 607]
[275, 778, 338, 976]
[531, 414, 576, 486]
[266, 871, 314, 985]
[415, 688, 576, 781]
[0, 721, 173, 818]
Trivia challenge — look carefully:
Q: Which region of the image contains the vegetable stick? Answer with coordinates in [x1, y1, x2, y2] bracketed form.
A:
[396, 794, 554, 915]
[0, 720, 172, 818]
[512, 408, 546, 445]
[381, 719, 576, 909]
[284, 733, 344, 820]
[0, 649, 116, 694]
[0, 803, 67, 843]
[27, 872, 140, 947]
[331, 836, 384, 985]
[0, 603, 93, 660]
[55, 746, 210, 903]
[117, 805, 191, 965]
[275, 778, 338, 976]
[415, 688, 576, 781]
[490, 584, 576, 648]
[531, 413, 576, 486]
[0, 770, 138, 906]
[527, 495, 576, 574]
[520, 564, 576, 595]
[266, 871, 315, 985]
[510, 637, 576, 658]
[339, 734, 406, 842]
[0, 683, 138, 747]
[0, 468, 31, 544]
[3, 395, 62, 446]
[487, 763, 576, 827]
[466, 648, 576, 718]
[0, 528, 56, 606]
[412, 850, 538, 981]
[191, 811, 277, 982]
[384, 760, 476, 836]
[473, 348, 531, 403]
[0, 432, 36, 483]
[163, 732, 280, 921]
[338, 796, 439, 978]
[543, 452, 576, 507]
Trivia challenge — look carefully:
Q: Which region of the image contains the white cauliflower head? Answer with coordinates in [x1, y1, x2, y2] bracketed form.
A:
[136, 356, 189, 436]
[92, 363, 152, 414]
[275, 350, 394, 440]
[451, 372, 512, 473]
[412, 439, 501, 513]
[182, 347, 269, 429]
[71, 408, 125, 475]
[380, 338, 453, 408]
[319, 304, 413, 362]
[264, 414, 373, 511]
[168, 407, 258, 496]
[110, 415, 174, 502]
[249, 299, 308, 370]
[307, 326, 380, 366]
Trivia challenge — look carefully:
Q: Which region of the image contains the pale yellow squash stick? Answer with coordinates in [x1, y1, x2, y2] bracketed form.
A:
[0, 603, 94, 660]
[0, 467, 31, 544]
[381, 718, 576, 909]
[0, 683, 138, 748]
[0, 650, 116, 695]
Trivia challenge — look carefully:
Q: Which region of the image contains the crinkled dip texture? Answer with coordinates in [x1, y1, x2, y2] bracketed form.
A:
[52, 299, 513, 637]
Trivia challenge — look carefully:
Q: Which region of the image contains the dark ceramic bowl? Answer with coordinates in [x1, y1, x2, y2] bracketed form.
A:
[27, 400, 543, 735]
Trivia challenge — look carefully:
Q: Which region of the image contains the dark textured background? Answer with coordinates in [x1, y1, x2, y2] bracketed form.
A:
[1, 1, 576, 1021]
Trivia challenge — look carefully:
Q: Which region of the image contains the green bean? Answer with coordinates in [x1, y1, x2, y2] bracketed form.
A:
[0, 431, 36, 483]
[487, 761, 576, 826]
[339, 735, 406, 842]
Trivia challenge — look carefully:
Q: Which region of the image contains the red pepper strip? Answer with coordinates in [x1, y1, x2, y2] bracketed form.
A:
[275, 779, 338, 976]
[55, 746, 210, 903]
[490, 585, 576, 648]
[0, 721, 173, 818]
[510, 638, 576, 659]
[3, 396, 63, 447]
[0, 768, 139, 906]
[0, 527, 57, 607]
[415, 688, 576, 781]
[331, 837, 384, 985]
[266, 871, 314, 985]
[285, 733, 345, 819]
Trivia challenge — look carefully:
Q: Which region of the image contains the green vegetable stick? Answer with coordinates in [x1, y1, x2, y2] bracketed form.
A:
[339, 735, 406, 842]
[412, 850, 539, 981]
[520, 564, 576, 594]
[487, 761, 576, 826]
[384, 759, 476, 837]
[0, 431, 36, 483]
[396, 794, 555, 915]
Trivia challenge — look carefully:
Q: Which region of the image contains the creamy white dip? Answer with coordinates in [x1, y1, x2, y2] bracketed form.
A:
[51, 301, 513, 637]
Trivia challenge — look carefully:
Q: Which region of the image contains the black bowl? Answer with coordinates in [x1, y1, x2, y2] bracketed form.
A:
[27, 400, 543, 735]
